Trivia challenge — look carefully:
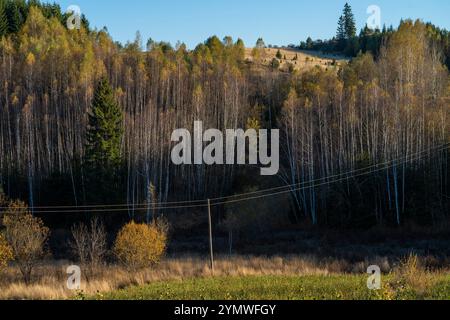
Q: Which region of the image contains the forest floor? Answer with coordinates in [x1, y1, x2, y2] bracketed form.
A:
[0, 255, 449, 300]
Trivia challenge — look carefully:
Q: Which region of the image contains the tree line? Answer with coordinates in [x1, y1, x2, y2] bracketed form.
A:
[300, 3, 450, 71]
[0, 2, 448, 233]
[0, 0, 89, 37]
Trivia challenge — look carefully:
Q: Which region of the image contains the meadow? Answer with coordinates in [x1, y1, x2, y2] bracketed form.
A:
[100, 274, 450, 301]
[0, 254, 448, 300]
[244, 47, 347, 72]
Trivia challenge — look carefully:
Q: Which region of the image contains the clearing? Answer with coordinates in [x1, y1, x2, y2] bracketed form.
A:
[245, 47, 348, 72]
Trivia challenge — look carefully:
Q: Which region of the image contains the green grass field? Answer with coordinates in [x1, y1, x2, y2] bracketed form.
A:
[98, 275, 450, 300]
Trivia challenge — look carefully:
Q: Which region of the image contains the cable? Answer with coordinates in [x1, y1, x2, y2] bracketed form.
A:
[30, 202, 209, 213]
[0, 196, 206, 210]
[212, 147, 444, 206]
[25, 144, 448, 213]
[3, 143, 448, 211]
[7, 146, 448, 213]
[209, 143, 450, 202]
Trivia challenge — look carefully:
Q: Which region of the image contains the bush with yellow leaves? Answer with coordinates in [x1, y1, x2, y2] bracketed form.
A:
[3, 200, 50, 284]
[114, 221, 167, 270]
[0, 233, 13, 271]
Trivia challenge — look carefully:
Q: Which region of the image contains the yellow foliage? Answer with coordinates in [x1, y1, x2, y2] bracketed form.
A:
[0, 234, 13, 270]
[26, 52, 35, 66]
[3, 212, 50, 263]
[246, 118, 261, 131]
[284, 88, 299, 111]
[2, 204, 50, 283]
[114, 221, 167, 270]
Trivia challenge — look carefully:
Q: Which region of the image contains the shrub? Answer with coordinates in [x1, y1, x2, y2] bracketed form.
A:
[286, 62, 295, 73]
[3, 201, 50, 284]
[114, 221, 167, 270]
[276, 49, 282, 59]
[387, 253, 437, 299]
[70, 217, 107, 277]
[271, 58, 280, 70]
[0, 233, 13, 271]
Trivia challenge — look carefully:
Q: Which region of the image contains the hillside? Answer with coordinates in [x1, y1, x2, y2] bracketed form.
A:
[245, 47, 348, 72]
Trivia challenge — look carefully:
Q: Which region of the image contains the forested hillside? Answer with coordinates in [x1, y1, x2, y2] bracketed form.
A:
[301, 3, 450, 71]
[0, 1, 448, 233]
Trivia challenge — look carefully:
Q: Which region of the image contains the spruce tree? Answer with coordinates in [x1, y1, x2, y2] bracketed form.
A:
[336, 15, 346, 40]
[0, 0, 9, 37]
[84, 77, 124, 204]
[6, 1, 23, 34]
[85, 77, 123, 171]
[336, 3, 357, 53]
[343, 3, 356, 39]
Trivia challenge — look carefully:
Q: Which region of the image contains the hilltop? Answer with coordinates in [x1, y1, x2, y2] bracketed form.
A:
[245, 47, 348, 72]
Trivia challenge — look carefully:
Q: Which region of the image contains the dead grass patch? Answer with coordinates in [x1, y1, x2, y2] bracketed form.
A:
[0, 254, 447, 300]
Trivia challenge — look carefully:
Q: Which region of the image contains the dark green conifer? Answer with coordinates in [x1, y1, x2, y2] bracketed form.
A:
[0, 0, 9, 37]
[85, 77, 124, 171]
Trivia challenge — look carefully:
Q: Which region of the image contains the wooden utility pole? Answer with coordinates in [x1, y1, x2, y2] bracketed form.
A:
[207, 199, 215, 275]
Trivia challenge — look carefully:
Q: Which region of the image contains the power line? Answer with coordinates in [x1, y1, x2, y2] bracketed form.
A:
[212, 148, 445, 206]
[19, 144, 448, 214]
[0, 198, 206, 210]
[209, 143, 450, 202]
[2, 144, 448, 212]
[3, 143, 447, 211]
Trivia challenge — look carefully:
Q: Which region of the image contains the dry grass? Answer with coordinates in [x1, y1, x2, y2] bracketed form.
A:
[0, 254, 446, 300]
[385, 254, 443, 299]
[0, 255, 379, 300]
[244, 48, 347, 71]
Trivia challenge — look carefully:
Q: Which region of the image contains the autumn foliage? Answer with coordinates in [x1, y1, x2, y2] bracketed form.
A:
[114, 221, 167, 270]
[2, 202, 50, 283]
[0, 233, 13, 270]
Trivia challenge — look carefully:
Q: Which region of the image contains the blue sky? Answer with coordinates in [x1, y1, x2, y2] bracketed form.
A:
[56, 0, 450, 48]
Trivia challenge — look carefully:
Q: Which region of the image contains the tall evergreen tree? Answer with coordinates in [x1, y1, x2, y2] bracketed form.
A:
[335, 3, 357, 53]
[0, 0, 9, 37]
[343, 3, 356, 39]
[336, 15, 346, 40]
[85, 77, 124, 171]
[6, 1, 23, 34]
[336, 14, 346, 51]
[84, 77, 124, 205]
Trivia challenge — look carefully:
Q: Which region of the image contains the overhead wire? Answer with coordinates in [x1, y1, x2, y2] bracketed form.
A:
[16, 143, 448, 214]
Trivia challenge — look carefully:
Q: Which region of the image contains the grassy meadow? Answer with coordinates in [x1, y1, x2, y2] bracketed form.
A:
[244, 47, 347, 71]
[0, 254, 449, 300]
[100, 274, 450, 301]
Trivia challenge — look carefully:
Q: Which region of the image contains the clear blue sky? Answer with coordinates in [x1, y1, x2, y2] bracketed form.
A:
[56, 0, 450, 48]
